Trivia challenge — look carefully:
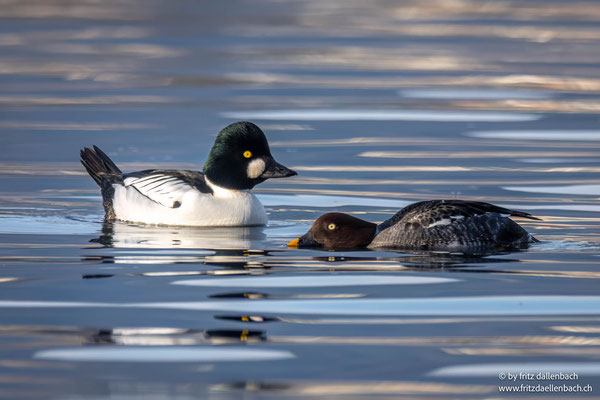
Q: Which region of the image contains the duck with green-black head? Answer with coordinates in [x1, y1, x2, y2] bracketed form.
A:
[81, 121, 296, 226]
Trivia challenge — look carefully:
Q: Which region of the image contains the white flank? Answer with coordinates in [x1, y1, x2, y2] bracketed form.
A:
[111, 178, 267, 226]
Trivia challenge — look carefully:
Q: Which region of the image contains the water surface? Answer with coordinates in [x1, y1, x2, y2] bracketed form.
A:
[1, 1, 600, 399]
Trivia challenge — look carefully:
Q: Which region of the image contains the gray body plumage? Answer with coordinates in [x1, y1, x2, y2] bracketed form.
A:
[369, 200, 537, 252]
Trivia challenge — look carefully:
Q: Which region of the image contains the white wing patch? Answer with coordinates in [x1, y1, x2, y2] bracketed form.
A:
[426, 215, 465, 228]
[124, 174, 194, 208]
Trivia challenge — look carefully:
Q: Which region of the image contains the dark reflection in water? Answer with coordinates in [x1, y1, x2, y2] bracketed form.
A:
[215, 315, 279, 323]
[314, 252, 522, 268]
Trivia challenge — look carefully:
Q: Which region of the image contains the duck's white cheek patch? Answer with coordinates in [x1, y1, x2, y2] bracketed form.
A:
[247, 158, 266, 179]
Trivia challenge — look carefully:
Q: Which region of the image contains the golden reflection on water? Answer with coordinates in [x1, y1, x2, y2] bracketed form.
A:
[239, 47, 486, 71]
[228, 72, 600, 91]
[244, 22, 600, 42]
[551, 326, 600, 333]
[258, 187, 595, 207]
[477, 270, 600, 279]
[270, 335, 600, 346]
[211, 380, 493, 395]
[292, 166, 600, 173]
[2, 158, 600, 179]
[0, 162, 198, 176]
[0, 359, 73, 369]
[0, 95, 177, 106]
[454, 99, 600, 113]
[359, 151, 600, 159]
[270, 137, 600, 148]
[0, 121, 160, 131]
[279, 316, 600, 325]
[297, 1, 600, 24]
[0, 2, 152, 20]
[286, 177, 600, 186]
[0, 27, 149, 43]
[40, 43, 184, 58]
[443, 347, 600, 356]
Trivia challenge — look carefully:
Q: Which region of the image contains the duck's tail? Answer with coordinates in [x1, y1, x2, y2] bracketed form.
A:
[80, 145, 122, 186]
[505, 209, 541, 221]
[80, 146, 122, 221]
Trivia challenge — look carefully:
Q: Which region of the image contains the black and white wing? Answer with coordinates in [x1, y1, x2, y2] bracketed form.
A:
[372, 200, 539, 251]
[377, 200, 539, 233]
[123, 170, 212, 208]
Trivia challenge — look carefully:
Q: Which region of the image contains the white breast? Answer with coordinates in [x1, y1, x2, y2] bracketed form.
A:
[111, 180, 267, 227]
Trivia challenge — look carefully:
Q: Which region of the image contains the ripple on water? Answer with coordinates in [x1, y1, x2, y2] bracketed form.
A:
[503, 184, 600, 196]
[0, 215, 98, 235]
[258, 194, 409, 208]
[398, 88, 553, 100]
[429, 362, 600, 377]
[172, 275, 459, 287]
[221, 110, 541, 122]
[506, 204, 600, 213]
[34, 347, 295, 362]
[2, 296, 600, 316]
[466, 130, 600, 140]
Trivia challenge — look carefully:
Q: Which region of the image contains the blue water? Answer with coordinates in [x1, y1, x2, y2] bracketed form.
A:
[1, 1, 600, 398]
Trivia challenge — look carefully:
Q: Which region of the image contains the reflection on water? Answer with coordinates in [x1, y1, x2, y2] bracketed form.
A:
[35, 347, 294, 362]
[2, 296, 600, 316]
[172, 275, 459, 287]
[467, 130, 600, 141]
[429, 362, 600, 377]
[91, 221, 267, 250]
[1, 0, 600, 398]
[211, 380, 493, 396]
[222, 109, 541, 122]
[399, 88, 554, 100]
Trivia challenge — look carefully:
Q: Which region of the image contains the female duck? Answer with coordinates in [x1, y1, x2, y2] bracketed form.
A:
[81, 121, 296, 226]
[288, 200, 539, 252]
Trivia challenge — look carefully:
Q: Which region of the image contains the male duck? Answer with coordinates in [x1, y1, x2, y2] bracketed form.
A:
[288, 200, 539, 252]
[81, 121, 296, 226]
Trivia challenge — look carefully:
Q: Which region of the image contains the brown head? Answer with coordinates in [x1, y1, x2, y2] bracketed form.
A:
[288, 213, 377, 250]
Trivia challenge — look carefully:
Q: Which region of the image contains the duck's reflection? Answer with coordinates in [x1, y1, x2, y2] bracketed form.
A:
[5, 322, 600, 346]
[82, 248, 273, 266]
[86, 327, 267, 345]
[89, 221, 267, 250]
[314, 251, 521, 269]
[209, 292, 364, 300]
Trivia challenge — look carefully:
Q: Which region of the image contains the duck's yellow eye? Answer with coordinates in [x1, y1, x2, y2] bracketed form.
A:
[243, 150, 252, 158]
[327, 223, 336, 230]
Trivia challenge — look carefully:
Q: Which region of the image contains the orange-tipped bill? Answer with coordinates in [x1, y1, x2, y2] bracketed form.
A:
[287, 231, 320, 248]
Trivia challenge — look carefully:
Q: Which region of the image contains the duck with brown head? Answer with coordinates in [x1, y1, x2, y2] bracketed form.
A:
[288, 200, 540, 253]
[288, 213, 377, 250]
